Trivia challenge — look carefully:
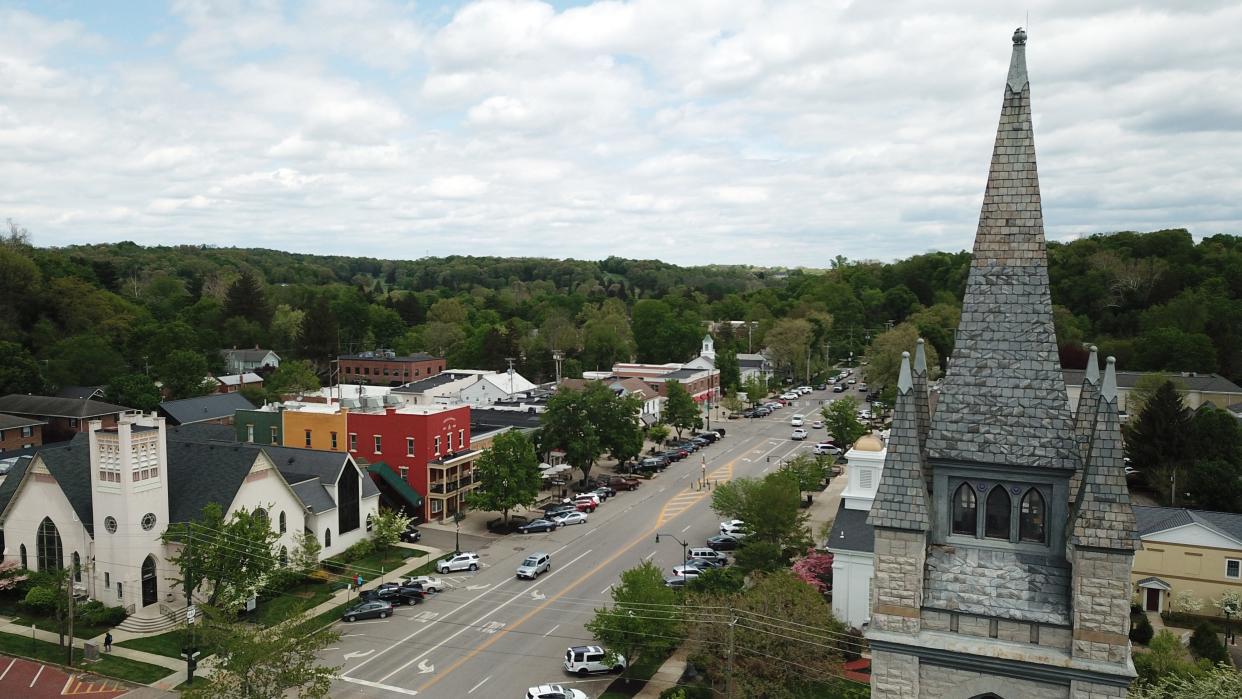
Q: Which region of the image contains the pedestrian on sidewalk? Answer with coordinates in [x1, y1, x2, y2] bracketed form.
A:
[104, 631, 113, 652]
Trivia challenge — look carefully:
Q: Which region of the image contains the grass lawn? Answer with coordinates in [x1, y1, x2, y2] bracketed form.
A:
[253, 581, 336, 628]
[116, 628, 218, 660]
[322, 545, 423, 581]
[0, 630, 172, 685]
[12, 616, 114, 640]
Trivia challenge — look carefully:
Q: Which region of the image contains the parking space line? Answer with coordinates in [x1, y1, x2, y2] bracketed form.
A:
[0, 658, 14, 681]
[468, 676, 492, 694]
[543, 624, 560, 637]
[30, 664, 44, 687]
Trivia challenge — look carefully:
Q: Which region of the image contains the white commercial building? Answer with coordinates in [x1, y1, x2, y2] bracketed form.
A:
[825, 433, 887, 629]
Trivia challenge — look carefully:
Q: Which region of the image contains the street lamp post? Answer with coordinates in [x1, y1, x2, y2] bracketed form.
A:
[453, 510, 466, 554]
[655, 533, 689, 571]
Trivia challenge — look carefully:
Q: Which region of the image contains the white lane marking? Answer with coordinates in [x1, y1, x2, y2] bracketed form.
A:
[418, 659, 435, 674]
[530, 589, 546, 600]
[543, 624, 560, 637]
[346, 620, 390, 625]
[643, 551, 656, 561]
[551, 542, 574, 555]
[600, 584, 613, 594]
[680, 525, 691, 533]
[761, 467, 769, 474]
[30, 664, 45, 688]
[323, 647, 340, 652]
[480, 621, 505, 635]
[61, 675, 73, 695]
[0, 658, 15, 682]
[468, 676, 493, 694]
[583, 527, 595, 536]
[679, 473, 689, 480]
[658, 487, 667, 493]
[376, 548, 594, 683]
[343, 649, 375, 660]
[340, 676, 419, 696]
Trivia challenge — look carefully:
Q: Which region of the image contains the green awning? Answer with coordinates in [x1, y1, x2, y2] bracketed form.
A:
[367, 462, 424, 514]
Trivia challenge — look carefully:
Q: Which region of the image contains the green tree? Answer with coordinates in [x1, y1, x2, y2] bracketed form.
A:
[1125, 381, 1191, 505]
[1188, 623, 1228, 664]
[185, 608, 339, 699]
[223, 269, 270, 326]
[46, 335, 128, 388]
[265, 360, 321, 399]
[290, 530, 322, 576]
[368, 306, 408, 348]
[580, 310, 634, 370]
[721, 390, 744, 415]
[369, 509, 413, 568]
[104, 373, 161, 412]
[157, 350, 213, 400]
[821, 397, 867, 447]
[1127, 373, 1180, 416]
[1132, 662, 1242, 699]
[465, 431, 542, 524]
[863, 322, 939, 392]
[715, 344, 741, 393]
[741, 375, 768, 407]
[663, 381, 700, 439]
[1133, 629, 1206, 688]
[297, 297, 338, 366]
[164, 503, 280, 611]
[647, 423, 671, 446]
[764, 318, 813, 379]
[586, 561, 683, 669]
[782, 454, 829, 496]
[0, 341, 46, 394]
[632, 299, 700, 363]
[541, 382, 641, 483]
[711, 470, 811, 565]
[269, 304, 305, 351]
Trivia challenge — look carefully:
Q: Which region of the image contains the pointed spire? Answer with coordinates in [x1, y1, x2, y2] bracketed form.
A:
[868, 352, 930, 532]
[911, 338, 931, 448]
[1070, 346, 1102, 501]
[925, 28, 1079, 472]
[1070, 356, 1139, 551]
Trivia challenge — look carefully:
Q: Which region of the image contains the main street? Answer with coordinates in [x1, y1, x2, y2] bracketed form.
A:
[322, 386, 863, 698]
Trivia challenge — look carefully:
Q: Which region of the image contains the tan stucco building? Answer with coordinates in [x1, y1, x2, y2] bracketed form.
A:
[1132, 506, 1242, 614]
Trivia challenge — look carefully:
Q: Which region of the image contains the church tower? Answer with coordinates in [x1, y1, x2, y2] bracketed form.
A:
[866, 29, 1137, 698]
[700, 333, 716, 361]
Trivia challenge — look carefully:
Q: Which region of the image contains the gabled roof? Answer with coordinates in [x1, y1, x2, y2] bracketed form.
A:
[0, 413, 45, 430]
[221, 348, 279, 362]
[475, 372, 537, 394]
[56, 386, 105, 400]
[613, 377, 658, 398]
[0, 394, 131, 419]
[1134, 505, 1242, 545]
[261, 444, 379, 502]
[159, 393, 256, 425]
[924, 29, 1079, 472]
[216, 373, 263, 386]
[1062, 369, 1242, 395]
[0, 456, 32, 518]
[165, 439, 266, 524]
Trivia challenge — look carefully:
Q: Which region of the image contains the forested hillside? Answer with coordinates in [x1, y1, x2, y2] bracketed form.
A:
[2, 225, 1240, 408]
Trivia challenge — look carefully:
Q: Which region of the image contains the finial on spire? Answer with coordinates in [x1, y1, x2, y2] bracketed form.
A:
[914, 339, 928, 375]
[1006, 27, 1029, 93]
[898, 351, 913, 393]
[1012, 27, 1027, 45]
[1084, 345, 1100, 384]
[1101, 356, 1118, 402]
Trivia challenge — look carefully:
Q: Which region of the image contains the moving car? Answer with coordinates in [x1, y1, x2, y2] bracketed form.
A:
[527, 684, 588, 699]
[790, 414, 804, 427]
[399, 525, 422, 543]
[813, 443, 843, 456]
[554, 511, 589, 526]
[436, 552, 481, 573]
[706, 534, 740, 551]
[812, 419, 824, 429]
[832, 385, 846, 393]
[516, 552, 551, 579]
[518, 518, 560, 534]
[791, 428, 808, 440]
[402, 575, 446, 593]
[563, 645, 627, 676]
[342, 600, 392, 622]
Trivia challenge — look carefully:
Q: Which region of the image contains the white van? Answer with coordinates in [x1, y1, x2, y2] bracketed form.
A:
[563, 645, 626, 675]
[790, 414, 805, 427]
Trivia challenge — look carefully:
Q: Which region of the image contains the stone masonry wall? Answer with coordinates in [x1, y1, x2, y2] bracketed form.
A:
[1070, 680, 1128, 699]
[871, 649, 920, 698]
[920, 663, 1069, 699]
[871, 528, 927, 634]
[1071, 548, 1134, 665]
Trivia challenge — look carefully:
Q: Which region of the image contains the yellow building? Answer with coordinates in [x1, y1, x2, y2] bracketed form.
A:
[280, 403, 349, 452]
[1132, 506, 1242, 614]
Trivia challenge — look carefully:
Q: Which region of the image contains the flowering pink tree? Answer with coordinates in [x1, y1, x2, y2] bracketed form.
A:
[0, 560, 25, 592]
[791, 548, 834, 595]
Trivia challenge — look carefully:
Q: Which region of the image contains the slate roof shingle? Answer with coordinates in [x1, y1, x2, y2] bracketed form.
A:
[0, 394, 132, 419]
[1069, 360, 1138, 551]
[0, 413, 46, 430]
[868, 353, 930, 532]
[159, 393, 256, 425]
[826, 503, 875, 554]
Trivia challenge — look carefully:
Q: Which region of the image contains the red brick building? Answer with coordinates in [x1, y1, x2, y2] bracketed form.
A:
[347, 404, 474, 522]
[610, 364, 721, 403]
[338, 351, 445, 387]
[0, 395, 129, 444]
[0, 413, 44, 452]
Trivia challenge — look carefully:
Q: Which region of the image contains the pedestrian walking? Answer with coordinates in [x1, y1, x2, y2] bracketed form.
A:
[104, 631, 113, 652]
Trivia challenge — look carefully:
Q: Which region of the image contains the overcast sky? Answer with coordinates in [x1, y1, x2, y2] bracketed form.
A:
[3, 1, 1240, 267]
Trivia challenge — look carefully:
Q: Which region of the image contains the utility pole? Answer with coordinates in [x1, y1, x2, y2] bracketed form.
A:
[726, 611, 737, 699]
[552, 350, 564, 385]
[66, 570, 75, 666]
[505, 357, 516, 398]
[183, 523, 196, 685]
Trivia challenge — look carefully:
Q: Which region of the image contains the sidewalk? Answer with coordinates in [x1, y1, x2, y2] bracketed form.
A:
[0, 616, 183, 685]
[634, 648, 689, 698]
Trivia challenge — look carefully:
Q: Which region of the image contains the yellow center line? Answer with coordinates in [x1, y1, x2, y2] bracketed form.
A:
[414, 453, 744, 693]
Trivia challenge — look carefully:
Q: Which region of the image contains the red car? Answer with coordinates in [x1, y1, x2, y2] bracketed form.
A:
[575, 500, 597, 513]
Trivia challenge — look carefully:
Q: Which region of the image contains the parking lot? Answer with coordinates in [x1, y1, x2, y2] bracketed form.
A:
[0, 656, 130, 699]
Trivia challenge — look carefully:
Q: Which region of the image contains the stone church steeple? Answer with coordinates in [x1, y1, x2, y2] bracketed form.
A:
[866, 29, 1137, 698]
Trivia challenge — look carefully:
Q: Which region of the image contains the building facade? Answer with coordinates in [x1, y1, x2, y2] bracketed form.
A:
[221, 348, 281, 374]
[1065, 369, 1242, 414]
[827, 433, 887, 629]
[0, 414, 44, 452]
[339, 350, 445, 387]
[0, 394, 130, 444]
[1131, 506, 1242, 614]
[611, 363, 720, 403]
[866, 30, 1137, 698]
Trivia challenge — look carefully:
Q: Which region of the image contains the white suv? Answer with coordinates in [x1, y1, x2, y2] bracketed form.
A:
[436, 552, 480, 573]
[516, 552, 550, 580]
[563, 645, 626, 676]
[790, 414, 805, 426]
[528, 684, 587, 699]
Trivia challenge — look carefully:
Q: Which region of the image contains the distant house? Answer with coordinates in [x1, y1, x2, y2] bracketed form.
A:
[558, 377, 665, 426]
[1131, 506, 1242, 614]
[391, 371, 489, 405]
[158, 393, 256, 426]
[213, 373, 265, 394]
[338, 350, 444, 387]
[220, 348, 281, 374]
[458, 371, 538, 406]
[56, 386, 106, 400]
[0, 394, 133, 444]
[1065, 369, 1242, 414]
[0, 413, 45, 452]
[737, 352, 774, 382]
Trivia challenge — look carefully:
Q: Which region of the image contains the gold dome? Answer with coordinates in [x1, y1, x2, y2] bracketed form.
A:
[852, 434, 885, 452]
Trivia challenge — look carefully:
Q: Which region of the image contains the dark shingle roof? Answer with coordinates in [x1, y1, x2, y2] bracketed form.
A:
[1069, 347, 1102, 501]
[1069, 360, 1138, 551]
[30, 439, 96, 530]
[470, 408, 543, 431]
[1134, 505, 1242, 545]
[56, 386, 106, 400]
[923, 39, 1079, 472]
[0, 413, 45, 430]
[0, 456, 32, 517]
[221, 348, 279, 363]
[1063, 369, 1242, 395]
[261, 445, 379, 501]
[288, 477, 337, 514]
[0, 394, 131, 419]
[868, 354, 929, 532]
[159, 393, 256, 425]
[168, 423, 238, 443]
[826, 503, 874, 553]
[166, 440, 262, 523]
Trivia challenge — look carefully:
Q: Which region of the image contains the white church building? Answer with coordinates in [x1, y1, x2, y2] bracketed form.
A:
[0, 413, 378, 618]
[825, 433, 888, 629]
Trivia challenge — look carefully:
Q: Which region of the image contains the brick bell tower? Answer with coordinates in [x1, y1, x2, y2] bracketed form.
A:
[865, 29, 1137, 698]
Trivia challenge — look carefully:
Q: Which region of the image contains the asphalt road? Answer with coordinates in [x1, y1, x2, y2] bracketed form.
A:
[322, 386, 863, 698]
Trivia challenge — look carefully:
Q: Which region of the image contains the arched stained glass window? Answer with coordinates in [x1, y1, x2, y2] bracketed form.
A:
[985, 487, 1012, 540]
[951, 483, 977, 536]
[1019, 488, 1046, 543]
[37, 518, 63, 571]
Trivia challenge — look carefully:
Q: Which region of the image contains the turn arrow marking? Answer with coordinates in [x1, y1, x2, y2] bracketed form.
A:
[343, 649, 374, 660]
[465, 584, 489, 591]
[418, 659, 435, 674]
[529, 589, 545, 601]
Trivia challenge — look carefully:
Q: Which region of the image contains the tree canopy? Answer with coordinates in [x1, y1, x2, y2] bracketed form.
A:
[465, 430, 543, 522]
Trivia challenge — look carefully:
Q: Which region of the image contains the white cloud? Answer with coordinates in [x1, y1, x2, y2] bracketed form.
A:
[1, 1, 1241, 266]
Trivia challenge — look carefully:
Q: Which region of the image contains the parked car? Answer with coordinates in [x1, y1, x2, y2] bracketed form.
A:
[695, 431, 719, 443]
[554, 511, 589, 526]
[664, 576, 687, 589]
[543, 504, 576, 519]
[791, 428, 808, 440]
[607, 475, 641, 491]
[662, 449, 686, 462]
[781, 392, 799, 400]
[402, 575, 446, 593]
[813, 443, 842, 456]
[527, 684, 588, 699]
[857, 409, 872, 420]
[436, 552, 481, 573]
[342, 600, 393, 622]
[720, 519, 748, 537]
[575, 492, 602, 506]
[594, 485, 617, 498]
[690, 437, 711, 449]
[685, 556, 726, 569]
[639, 457, 668, 472]
[706, 534, 740, 551]
[399, 525, 422, 543]
[574, 499, 597, 513]
[516, 552, 551, 579]
[360, 584, 421, 606]
[672, 564, 703, 578]
[688, 547, 729, 564]
[518, 518, 560, 534]
[858, 383, 868, 391]
[563, 645, 627, 676]
[847, 378, 857, 385]
[814, 383, 828, 390]
[832, 385, 846, 393]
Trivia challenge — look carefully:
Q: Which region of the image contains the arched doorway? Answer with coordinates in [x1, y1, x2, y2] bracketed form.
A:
[141, 555, 158, 607]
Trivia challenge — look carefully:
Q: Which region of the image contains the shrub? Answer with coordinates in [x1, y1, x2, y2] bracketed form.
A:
[341, 539, 374, 563]
[838, 627, 868, 661]
[1189, 623, 1229, 664]
[21, 585, 59, 615]
[1130, 613, 1154, 645]
[77, 600, 127, 627]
